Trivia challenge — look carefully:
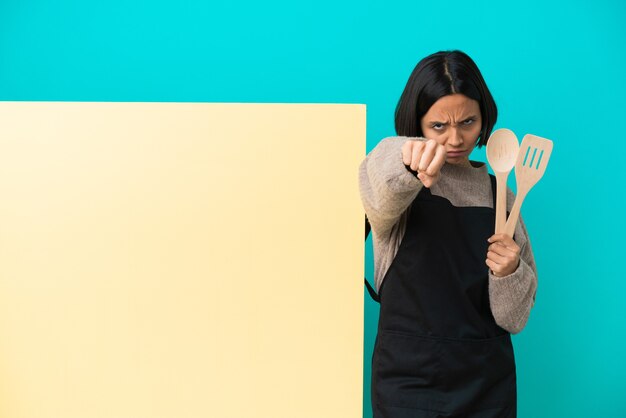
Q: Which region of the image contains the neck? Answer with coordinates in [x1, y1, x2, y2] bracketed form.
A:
[450, 157, 473, 168]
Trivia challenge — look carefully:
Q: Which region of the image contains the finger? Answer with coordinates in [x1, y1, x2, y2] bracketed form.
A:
[418, 141, 437, 172]
[488, 242, 518, 258]
[485, 258, 502, 275]
[486, 249, 510, 265]
[491, 233, 516, 243]
[410, 141, 425, 171]
[402, 141, 412, 166]
[428, 144, 447, 175]
[487, 256, 518, 277]
[488, 234, 520, 252]
[417, 171, 432, 188]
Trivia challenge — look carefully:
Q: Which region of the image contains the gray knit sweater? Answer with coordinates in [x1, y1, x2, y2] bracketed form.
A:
[359, 136, 538, 334]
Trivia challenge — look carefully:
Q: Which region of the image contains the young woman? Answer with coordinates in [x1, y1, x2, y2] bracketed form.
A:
[359, 50, 538, 417]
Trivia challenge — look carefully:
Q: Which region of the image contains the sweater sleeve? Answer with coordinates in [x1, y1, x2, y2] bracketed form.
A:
[488, 202, 539, 334]
[358, 136, 425, 239]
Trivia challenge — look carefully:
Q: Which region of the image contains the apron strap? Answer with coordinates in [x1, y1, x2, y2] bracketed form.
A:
[364, 215, 381, 303]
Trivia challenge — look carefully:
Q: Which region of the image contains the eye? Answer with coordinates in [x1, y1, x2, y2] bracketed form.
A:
[431, 123, 445, 130]
[462, 118, 475, 126]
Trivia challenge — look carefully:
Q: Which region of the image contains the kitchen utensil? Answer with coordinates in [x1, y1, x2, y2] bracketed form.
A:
[486, 128, 519, 234]
[503, 134, 553, 238]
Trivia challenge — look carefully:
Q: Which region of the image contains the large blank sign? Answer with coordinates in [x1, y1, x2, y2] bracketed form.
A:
[0, 102, 365, 418]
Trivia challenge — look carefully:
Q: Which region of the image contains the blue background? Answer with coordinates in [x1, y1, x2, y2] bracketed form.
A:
[2, 0, 625, 416]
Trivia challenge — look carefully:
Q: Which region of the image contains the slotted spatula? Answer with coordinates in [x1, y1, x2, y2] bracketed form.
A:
[503, 134, 553, 238]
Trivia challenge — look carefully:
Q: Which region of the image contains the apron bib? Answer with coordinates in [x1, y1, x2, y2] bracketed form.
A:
[371, 174, 517, 418]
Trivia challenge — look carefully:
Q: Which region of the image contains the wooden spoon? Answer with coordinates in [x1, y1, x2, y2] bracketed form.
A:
[486, 128, 519, 234]
[503, 134, 554, 238]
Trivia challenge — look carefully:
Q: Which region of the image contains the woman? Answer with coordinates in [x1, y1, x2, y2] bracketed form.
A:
[359, 50, 538, 417]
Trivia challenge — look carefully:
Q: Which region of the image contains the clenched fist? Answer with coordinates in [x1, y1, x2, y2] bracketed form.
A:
[486, 234, 521, 277]
[402, 139, 447, 188]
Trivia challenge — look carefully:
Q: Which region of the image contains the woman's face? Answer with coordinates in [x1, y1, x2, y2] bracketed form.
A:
[419, 93, 482, 166]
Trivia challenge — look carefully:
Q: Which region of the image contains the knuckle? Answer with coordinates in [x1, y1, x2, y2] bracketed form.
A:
[428, 166, 440, 177]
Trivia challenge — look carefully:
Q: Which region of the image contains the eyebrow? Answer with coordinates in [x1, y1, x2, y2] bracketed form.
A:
[429, 115, 479, 124]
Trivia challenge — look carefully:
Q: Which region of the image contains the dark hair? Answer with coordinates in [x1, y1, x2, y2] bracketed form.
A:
[394, 50, 497, 148]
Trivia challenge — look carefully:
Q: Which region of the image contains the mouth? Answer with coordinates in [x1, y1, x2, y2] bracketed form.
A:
[447, 150, 468, 157]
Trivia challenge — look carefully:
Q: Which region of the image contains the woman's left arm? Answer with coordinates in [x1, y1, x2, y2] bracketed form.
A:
[486, 213, 538, 335]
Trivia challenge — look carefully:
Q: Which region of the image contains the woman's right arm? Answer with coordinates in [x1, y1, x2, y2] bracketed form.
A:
[358, 136, 426, 239]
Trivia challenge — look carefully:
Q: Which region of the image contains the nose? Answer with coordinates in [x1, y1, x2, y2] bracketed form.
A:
[446, 127, 464, 147]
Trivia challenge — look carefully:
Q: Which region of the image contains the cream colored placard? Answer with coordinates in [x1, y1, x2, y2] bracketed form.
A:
[0, 102, 365, 418]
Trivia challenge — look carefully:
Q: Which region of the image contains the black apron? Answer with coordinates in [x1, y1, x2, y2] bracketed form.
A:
[371, 174, 517, 418]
